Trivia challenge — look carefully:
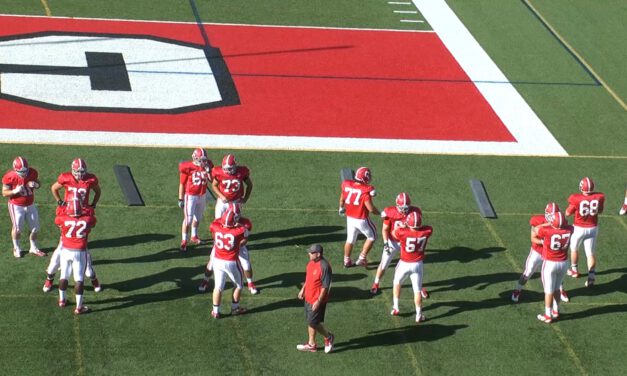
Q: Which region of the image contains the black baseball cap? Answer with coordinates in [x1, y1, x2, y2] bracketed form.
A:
[307, 244, 323, 253]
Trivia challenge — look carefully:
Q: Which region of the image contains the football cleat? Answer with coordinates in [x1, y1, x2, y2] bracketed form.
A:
[74, 306, 91, 315]
[585, 278, 595, 287]
[567, 269, 579, 278]
[560, 290, 570, 302]
[343, 259, 354, 268]
[92, 279, 102, 293]
[222, 154, 237, 175]
[511, 290, 521, 303]
[248, 282, 259, 295]
[180, 241, 187, 252]
[415, 314, 426, 323]
[190, 236, 201, 245]
[390, 308, 400, 316]
[71, 158, 87, 180]
[355, 257, 368, 267]
[296, 343, 317, 352]
[537, 314, 552, 323]
[12, 156, 29, 177]
[198, 280, 210, 293]
[579, 177, 594, 194]
[354, 167, 371, 184]
[551, 310, 560, 320]
[406, 211, 422, 229]
[43, 279, 53, 293]
[370, 283, 379, 295]
[58, 300, 67, 308]
[324, 334, 335, 354]
[395, 192, 411, 214]
[29, 248, 46, 257]
[421, 288, 429, 299]
[231, 306, 247, 316]
[619, 204, 627, 216]
[13, 248, 23, 258]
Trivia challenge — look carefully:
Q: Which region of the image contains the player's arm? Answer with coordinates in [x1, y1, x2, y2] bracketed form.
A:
[90, 183, 101, 207]
[242, 176, 253, 203]
[2, 183, 18, 198]
[338, 190, 346, 215]
[178, 172, 187, 208]
[531, 226, 543, 245]
[565, 205, 576, 216]
[51, 182, 65, 204]
[365, 199, 380, 216]
[381, 221, 391, 244]
[211, 178, 227, 201]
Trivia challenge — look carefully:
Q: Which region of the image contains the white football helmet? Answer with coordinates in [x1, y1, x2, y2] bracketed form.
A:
[71, 158, 87, 180]
[579, 177, 594, 194]
[12, 156, 29, 177]
[222, 154, 237, 175]
[395, 192, 411, 214]
[192, 148, 209, 167]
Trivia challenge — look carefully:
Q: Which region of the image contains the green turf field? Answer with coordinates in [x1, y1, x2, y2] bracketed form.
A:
[1, 1, 626, 375]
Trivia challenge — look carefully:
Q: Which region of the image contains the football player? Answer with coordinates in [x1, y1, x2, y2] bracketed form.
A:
[534, 212, 573, 323]
[511, 202, 569, 303]
[339, 167, 380, 267]
[371, 192, 427, 299]
[390, 211, 433, 323]
[198, 202, 259, 295]
[565, 177, 605, 287]
[2, 156, 44, 258]
[179, 148, 213, 251]
[209, 208, 248, 319]
[211, 154, 253, 220]
[45, 158, 101, 292]
[55, 198, 97, 315]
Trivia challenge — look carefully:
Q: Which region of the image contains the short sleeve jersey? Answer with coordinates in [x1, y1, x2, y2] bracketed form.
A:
[54, 214, 96, 250]
[341, 180, 375, 219]
[210, 220, 248, 261]
[211, 166, 250, 201]
[382, 205, 421, 241]
[179, 161, 212, 196]
[304, 257, 332, 305]
[395, 225, 433, 263]
[2, 168, 39, 206]
[567, 192, 605, 227]
[530, 215, 546, 254]
[57, 171, 99, 207]
[537, 225, 573, 262]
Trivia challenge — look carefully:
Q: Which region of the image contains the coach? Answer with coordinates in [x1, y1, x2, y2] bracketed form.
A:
[297, 244, 335, 353]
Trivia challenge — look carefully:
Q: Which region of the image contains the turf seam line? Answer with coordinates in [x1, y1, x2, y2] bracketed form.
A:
[39, 0, 51, 16]
[73, 317, 85, 376]
[481, 218, 588, 376]
[613, 216, 627, 233]
[522, 0, 626, 111]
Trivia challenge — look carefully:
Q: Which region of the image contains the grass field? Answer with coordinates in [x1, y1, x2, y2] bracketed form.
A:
[1, 1, 626, 375]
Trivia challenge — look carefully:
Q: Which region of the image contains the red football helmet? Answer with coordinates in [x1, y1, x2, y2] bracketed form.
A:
[396, 192, 411, 214]
[222, 154, 237, 175]
[221, 208, 237, 228]
[192, 148, 208, 167]
[406, 211, 422, 229]
[551, 211, 565, 229]
[544, 202, 560, 222]
[227, 202, 242, 222]
[579, 177, 594, 194]
[71, 158, 87, 180]
[66, 198, 83, 218]
[12, 156, 29, 177]
[354, 167, 371, 184]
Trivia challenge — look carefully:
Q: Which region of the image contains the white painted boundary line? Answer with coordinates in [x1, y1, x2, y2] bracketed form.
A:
[400, 20, 425, 23]
[412, 0, 567, 156]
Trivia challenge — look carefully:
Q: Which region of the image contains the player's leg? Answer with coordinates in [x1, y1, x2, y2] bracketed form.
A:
[410, 262, 425, 322]
[583, 231, 597, 287]
[58, 249, 71, 307]
[26, 205, 43, 255]
[568, 227, 584, 277]
[226, 261, 246, 315]
[371, 241, 399, 294]
[344, 218, 358, 267]
[8, 203, 23, 257]
[356, 218, 377, 266]
[619, 189, 627, 215]
[391, 261, 410, 315]
[211, 259, 227, 318]
[180, 194, 193, 251]
[84, 251, 101, 292]
[71, 251, 89, 314]
[538, 261, 555, 323]
[214, 198, 227, 220]
[198, 247, 215, 292]
[43, 241, 63, 292]
[513, 249, 542, 302]
[190, 196, 205, 244]
[239, 246, 258, 294]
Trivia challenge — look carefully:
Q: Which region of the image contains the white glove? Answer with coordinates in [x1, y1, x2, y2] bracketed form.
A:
[12, 185, 24, 195]
[338, 207, 346, 216]
[27, 181, 40, 189]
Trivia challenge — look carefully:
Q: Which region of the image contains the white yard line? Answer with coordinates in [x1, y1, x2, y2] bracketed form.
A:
[394, 10, 418, 14]
[400, 19, 424, 23]
[388, 1, 412, 4]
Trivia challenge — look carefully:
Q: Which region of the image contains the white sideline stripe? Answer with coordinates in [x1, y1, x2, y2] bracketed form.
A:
[0, 129, 568, 156]
[400, 20, 425, 23]
[394, 10, 418, 14]
[388, 2, 412, 4]
[0, 13, 434, 34]
[412, 0, 567, 156]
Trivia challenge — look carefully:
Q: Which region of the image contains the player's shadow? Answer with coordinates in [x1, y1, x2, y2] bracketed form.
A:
[95, 245, 210, 265]
[563, 270, 627, 301]
[249, 225, 344, 250]
[89, 233, 175, 250]
[557, 303, 627, 322]
[333, 323, 468, 353]
[426, 294, 514, 321]
[426, 246, 506, 264]
[427, 272, 520, 293]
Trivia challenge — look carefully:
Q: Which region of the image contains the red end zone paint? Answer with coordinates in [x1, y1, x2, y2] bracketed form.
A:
[0, 15, 515, 142]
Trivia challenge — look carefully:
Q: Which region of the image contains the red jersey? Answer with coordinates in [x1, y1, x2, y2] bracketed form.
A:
[54, 214, 96, 250]
[394, 226, 433, 263]
[56, 205, 95, 217]
[304, 257, 332, 305]
[57, 171, 99, 207]
[382, 205, 421, 241]
[211, 166, 250, 201]
[210, 220, 248, 261]
[179, 161, 212, 196]
[341, 180, 375, 219]
[537, 225, 573, 262]
[2, 168, 39, 206]
[567, 192, 605, 227]
[530, 214, 546, 254]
